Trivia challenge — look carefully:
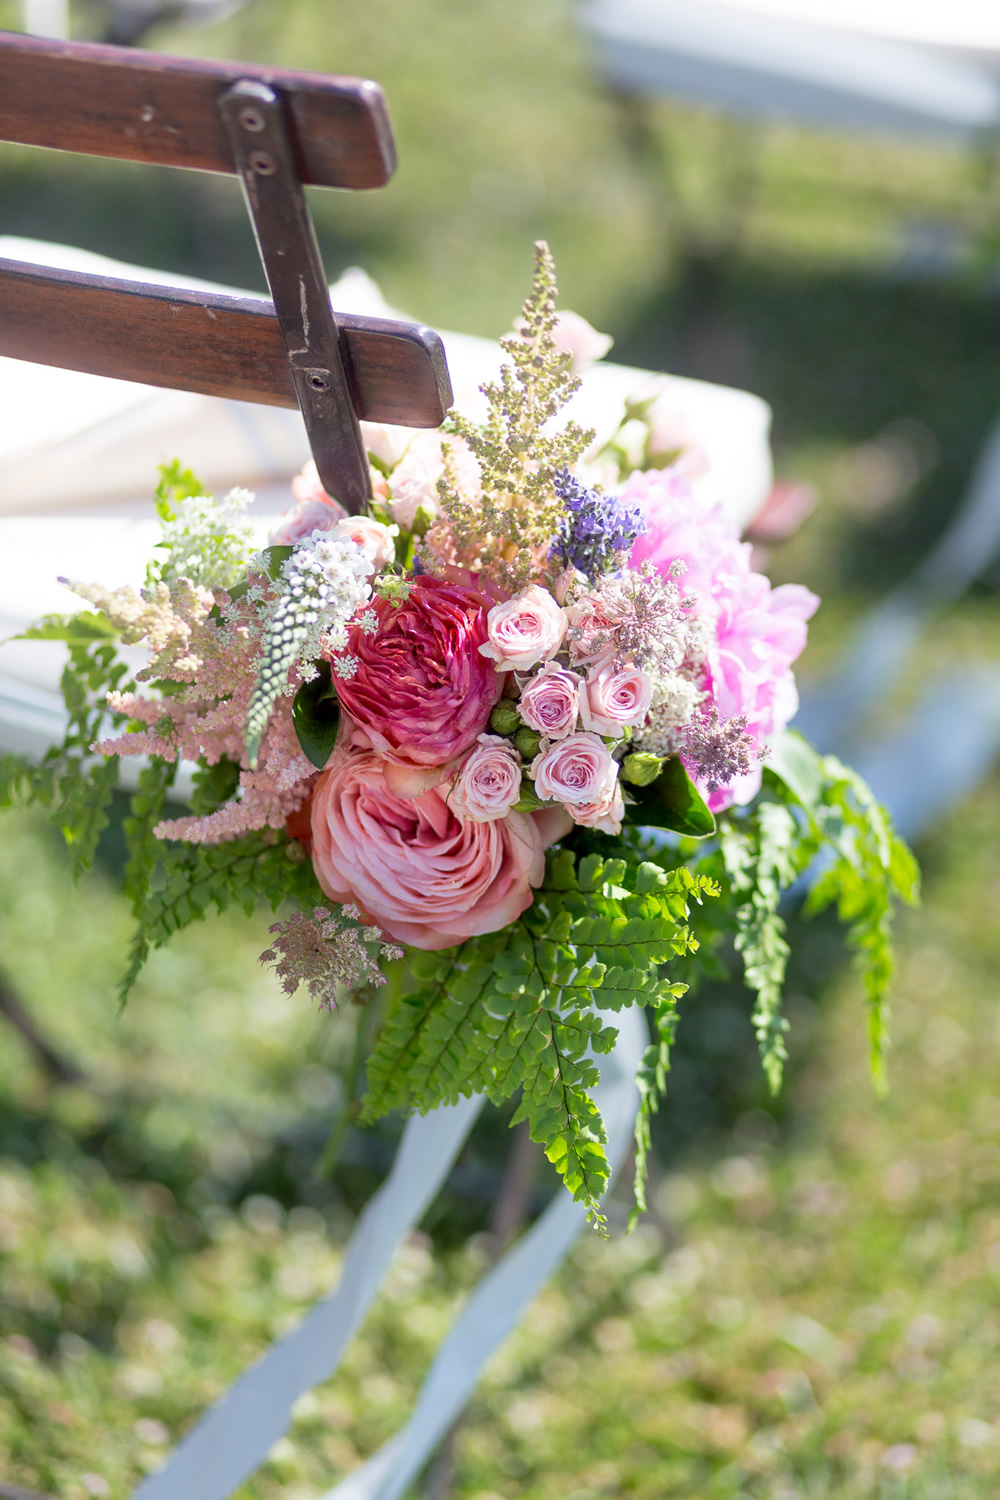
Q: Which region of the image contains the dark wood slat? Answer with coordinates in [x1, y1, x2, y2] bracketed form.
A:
[0, 32, 396, 190]
[0, 260, 452, 428]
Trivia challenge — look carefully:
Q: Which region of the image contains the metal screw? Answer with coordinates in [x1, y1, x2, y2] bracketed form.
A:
[308, 372, 330, 392]
[249, 150, 277, 176]
[239, 106, 266, 132]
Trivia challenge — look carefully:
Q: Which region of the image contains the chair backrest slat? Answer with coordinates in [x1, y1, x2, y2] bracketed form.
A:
[0, 258, 451, 427]
[0, 33, 396, 189]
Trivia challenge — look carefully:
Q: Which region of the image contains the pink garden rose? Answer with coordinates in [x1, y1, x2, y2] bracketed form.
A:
[518, 662, 581, 740]
[580, 662, 653, 738]
[333, 576, 499, 798]
[569, 780, 625, 836]
[480, 585, 567, 672]
[449, 735, 522, 822]
[310, 749, 544, 949]
[532, 732, 618, 807]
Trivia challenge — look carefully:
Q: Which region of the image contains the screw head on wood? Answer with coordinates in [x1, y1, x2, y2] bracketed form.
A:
[239, 105, 266, 132]
[249, 150, 277, 175]
[308, 372, 330, 391]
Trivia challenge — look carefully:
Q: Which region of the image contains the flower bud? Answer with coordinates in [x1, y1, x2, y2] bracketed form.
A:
[489, 700, 522, 737]
[514, 726, 543, 759]
[621, 752, 664, 787]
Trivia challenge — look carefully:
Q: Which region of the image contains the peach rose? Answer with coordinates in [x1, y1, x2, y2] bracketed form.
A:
[449, 735, 522, 822]
[480, 585, 567, 672]
[268, 497, 342, 547]
[518, 662, 581, 740]
[531, 732, 618, 807]
[580, 662, 653, 738]
[310, 749, 544, 949]
[334, 516, 397, 573]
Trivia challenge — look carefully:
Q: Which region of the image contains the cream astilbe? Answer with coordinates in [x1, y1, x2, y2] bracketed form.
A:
[64, 576, 219, 682]
[425, 241, 596, 592]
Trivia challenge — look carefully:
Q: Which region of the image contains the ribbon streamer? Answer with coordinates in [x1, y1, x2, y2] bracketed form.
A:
[133, 1009, 644, 1500]
[133, 1095, 483, 1500]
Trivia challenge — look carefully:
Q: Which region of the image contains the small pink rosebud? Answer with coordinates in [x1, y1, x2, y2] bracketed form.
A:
[518, 662, 582, 741]
[531, 732, 618, 807]
[449, 735, 522, 823]
[580, 662, 653, 739]
[480, 585, 567, 672]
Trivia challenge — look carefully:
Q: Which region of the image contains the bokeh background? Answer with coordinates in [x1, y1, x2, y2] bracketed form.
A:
[3, 2, 1000, 1497]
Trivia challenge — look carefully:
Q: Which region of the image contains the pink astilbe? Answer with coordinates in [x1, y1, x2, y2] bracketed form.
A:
[260, 905, 403, 1009]
[88, 585, 316, 842]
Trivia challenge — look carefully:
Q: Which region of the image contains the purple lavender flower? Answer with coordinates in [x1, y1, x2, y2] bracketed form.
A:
[551, 469, 647, 580]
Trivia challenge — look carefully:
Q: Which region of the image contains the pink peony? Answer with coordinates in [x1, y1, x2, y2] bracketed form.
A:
[518, 662, 581, 740]
[569, 780, 625, 836]
[480, 586, 567, 672]
[580, 662, 653, 738]
[291, 459, 346, 512]
[332, 576, 499, 798]
[334, 515, 397, 573]
[450, 735, 522, 822]
[701, 571, 818, 810]
[532, 732, 618, 807]
[310, 749, 544, 949]
[621, 470, 818, 811]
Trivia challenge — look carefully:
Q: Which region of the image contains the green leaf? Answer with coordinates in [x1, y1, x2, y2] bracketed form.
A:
[154, 459, 207, 522]
[624, 756, 716, 838]
[13, 611, 117, 644]
[291, 662, 341, 770]
[766, 730, 824, 810]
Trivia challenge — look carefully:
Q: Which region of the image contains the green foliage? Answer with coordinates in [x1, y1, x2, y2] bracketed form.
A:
[719, 803, 803, 1095]
[710, 732, 919, 1094]
[153, 459, 207, 522]
[1, 617, 130, 878]
[362, 846, 718, 1228]
[291, 662, 341, 770]
[624, 755, 716, 838]
[118, 832, 325, 1007]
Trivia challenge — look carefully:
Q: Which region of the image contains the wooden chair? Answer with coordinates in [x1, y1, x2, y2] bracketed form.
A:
[0, 31, 453, 514]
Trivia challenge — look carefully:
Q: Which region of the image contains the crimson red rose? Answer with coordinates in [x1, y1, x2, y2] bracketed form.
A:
[333, 576, 499, 797]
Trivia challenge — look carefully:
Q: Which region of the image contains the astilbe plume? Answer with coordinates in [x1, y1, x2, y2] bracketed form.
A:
[426, 241, 596, 591]
[260, 905, 403, 1010]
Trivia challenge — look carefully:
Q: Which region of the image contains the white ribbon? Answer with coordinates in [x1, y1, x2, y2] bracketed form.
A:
[132, 1008, 645, 1500]
[133, 1095, 483, 1500]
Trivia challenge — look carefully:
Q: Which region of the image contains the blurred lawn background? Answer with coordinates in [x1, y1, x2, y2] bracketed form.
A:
[3, 0, 1000, 1496]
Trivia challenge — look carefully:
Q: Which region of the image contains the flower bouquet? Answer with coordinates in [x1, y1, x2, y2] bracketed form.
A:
[2, 244, 917, 1229]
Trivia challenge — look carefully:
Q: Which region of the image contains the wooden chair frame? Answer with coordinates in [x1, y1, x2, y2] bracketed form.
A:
[0, 32, 453, 512]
